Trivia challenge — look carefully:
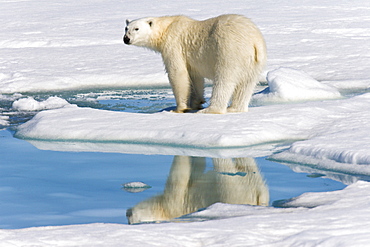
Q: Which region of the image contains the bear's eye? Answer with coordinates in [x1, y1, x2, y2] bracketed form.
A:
[134, 28, 139, 31]
[125, 27, 128, 32]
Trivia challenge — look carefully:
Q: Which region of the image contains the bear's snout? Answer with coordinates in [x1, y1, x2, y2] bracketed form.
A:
[123, 35, 131, 45]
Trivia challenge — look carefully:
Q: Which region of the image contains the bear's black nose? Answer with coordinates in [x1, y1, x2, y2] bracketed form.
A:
[123, 35, 131, 44]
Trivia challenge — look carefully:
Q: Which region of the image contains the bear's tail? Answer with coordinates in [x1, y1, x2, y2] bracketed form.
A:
[253, 42, 267, 67]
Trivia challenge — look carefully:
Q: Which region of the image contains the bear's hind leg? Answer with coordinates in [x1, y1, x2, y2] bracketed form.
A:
[227, 77, 257, 113]
[198, 74, 237, 114]
[190, 75, 205, 110]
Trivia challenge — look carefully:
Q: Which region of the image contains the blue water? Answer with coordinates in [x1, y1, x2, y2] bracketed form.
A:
[0, 89, 354, 228]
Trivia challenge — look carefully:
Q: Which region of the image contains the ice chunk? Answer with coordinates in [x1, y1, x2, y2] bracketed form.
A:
[0, 115, 9, 127]
[253, 68, 341, 103]
[122, 182, 151, 193]
[14, 106, 308, 148]
[12, 97, 70, 111]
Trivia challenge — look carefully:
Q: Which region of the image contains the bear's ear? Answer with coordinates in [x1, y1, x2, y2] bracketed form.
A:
[126, 19, 131, 25]
[147, 19, 153, 27]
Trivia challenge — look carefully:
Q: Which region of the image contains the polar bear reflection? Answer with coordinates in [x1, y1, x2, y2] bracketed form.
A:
[126, 156, 269, 224]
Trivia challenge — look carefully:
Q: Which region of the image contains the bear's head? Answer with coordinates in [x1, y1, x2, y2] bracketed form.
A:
[123, 18, 153, 47]
[126, 196, 167, 224]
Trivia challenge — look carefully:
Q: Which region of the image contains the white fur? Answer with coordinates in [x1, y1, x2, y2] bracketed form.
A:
[126, 156, 269, 224]
[124, 15, 267, 114]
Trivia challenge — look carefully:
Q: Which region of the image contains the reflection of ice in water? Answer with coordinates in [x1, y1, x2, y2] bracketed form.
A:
[126, 156, 269, 224]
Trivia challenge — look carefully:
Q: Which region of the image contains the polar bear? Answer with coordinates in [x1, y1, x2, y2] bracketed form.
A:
[124, 14, 266, 114]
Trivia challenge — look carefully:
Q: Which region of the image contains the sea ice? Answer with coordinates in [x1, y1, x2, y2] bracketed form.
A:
[12, 97, 70, 111]
[15, 91, 370, 170]
[1, 0, 370, 245]
[253, 67, 341, 104]
[0, 115, 9, 127]
[122, 182, 152, 193]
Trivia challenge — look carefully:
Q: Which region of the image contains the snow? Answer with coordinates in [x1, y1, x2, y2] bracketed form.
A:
[1, 0, 370, 245]
[1, 1, 370, 94]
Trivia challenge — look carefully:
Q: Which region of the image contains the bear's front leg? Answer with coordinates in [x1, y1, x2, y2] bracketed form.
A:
[170, 72, 191, 113]
[166, 62, 192, 113]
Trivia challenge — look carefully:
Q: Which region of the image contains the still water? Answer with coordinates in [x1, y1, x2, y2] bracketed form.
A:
[0, 89, 350, 228]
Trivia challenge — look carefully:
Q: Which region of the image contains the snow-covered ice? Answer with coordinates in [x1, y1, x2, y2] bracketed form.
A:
[12, 96, 70, 111]
[253, 68, 341, 103]
[15, 91, 370, 172]
[1, 0, 370, 245]
[1, 0, 369, 94]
